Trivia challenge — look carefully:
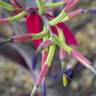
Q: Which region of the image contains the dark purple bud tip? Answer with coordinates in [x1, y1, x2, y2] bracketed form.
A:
[65, 68, 73, 79]
[41, 80, 46, 96]
[48, 69, 64, 79]
[32, 52, 40, 70]
[0, 39, 12, 46]
[87, 9, 96, 14]
[32, 54, 38, 70]
[83, 9, 96, 14]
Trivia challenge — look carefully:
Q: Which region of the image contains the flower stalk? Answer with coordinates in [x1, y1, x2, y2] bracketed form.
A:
[45, 1, 65, 8]
[36, 0, 45, 15]
[0, 0, 17, 11]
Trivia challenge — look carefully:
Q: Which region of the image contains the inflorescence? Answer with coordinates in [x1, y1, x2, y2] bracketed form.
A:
[0, 0, 96, 96]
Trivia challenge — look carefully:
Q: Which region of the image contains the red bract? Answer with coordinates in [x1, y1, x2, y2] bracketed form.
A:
[26, 11, 43, 48]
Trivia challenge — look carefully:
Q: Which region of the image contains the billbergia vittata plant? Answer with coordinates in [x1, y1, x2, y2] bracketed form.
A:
[0, 0, 96, 96]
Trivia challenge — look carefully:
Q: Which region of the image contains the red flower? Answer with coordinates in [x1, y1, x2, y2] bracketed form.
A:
[26, 11, 78, 48]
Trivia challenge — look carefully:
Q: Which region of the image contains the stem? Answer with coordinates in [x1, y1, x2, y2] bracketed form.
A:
[0, 0, 16, 11]
[32, 30, 48, 40]
[41, 33, 49, 69]
[41, 16, 53, 36]
[45, 45, 56, 67]
[58, 28, 66, 61]
[65, 0, 79, 12]
[32, 32, 47, 40]
[45, 1, 65, 8]
[49, 10, 67, 25]
[62, 15, 69, 22]
[8, 11, 27, 22]
[51, 34, 72, 54]
[58, 28, 67, 74]
[42, 49, 48, 68]
[36, 0, 45, 15]
[58, 28, 65, 43]
[0, 31, 48, 46]
[12, 31, 48, 41]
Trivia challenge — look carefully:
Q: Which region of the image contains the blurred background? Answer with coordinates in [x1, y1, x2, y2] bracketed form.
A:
[0, 0, 96, 96]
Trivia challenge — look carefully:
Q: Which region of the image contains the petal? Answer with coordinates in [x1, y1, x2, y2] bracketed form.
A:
[51, 25, 58, 35]
[26, 12, 42, 48]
